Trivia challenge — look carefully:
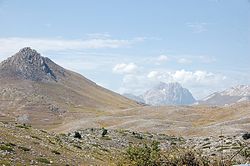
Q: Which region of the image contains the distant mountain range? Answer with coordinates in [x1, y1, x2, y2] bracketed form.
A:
[124, 82, 196, 106]
[199, 85, 250, 106]
[0, 47, 139, 127]
[124, 82, 250, 107]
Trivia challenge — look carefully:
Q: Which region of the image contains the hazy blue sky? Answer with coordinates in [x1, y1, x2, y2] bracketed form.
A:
[0, 0, 249, 99]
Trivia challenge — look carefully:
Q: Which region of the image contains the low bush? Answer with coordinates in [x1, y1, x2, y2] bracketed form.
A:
[122, 141, 160, 166]
[120, 142, 235, 166]
[36, 157, 51, 164]
[0, 145, 14, 152]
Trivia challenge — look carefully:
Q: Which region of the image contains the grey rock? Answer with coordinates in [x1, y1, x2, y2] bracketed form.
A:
[0, 47, 65, 82]
[143, 82, 196, 106]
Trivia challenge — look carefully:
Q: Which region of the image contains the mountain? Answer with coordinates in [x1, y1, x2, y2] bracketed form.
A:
[143, 82, 196, 106]
[124, 82, 196, 106]
[200, 85, 250, 106]
[0, 47, 139, 128]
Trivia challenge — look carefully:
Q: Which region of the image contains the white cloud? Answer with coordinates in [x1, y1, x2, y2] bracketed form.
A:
[177, 58, 192, 64]
[0, 37, 145, 57]
[153, 54, 170, 65]
[119, 69, 227, 99]
[112, 63, 138, 74]
[118, 74, 152, 95]
[157, 55, 169, 61]
[147, 69, 226, 86]
[187, 22, 208, 33]
[86, 33, 111, 39]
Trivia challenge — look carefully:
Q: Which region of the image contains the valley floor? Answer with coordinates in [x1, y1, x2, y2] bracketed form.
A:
[50, 104, 250, 137]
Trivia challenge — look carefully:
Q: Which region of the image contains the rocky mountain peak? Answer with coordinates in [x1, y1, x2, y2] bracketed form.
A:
[123, 82, 196, 106]
[18, 47, 39, 56]
[154, 82, 181, 90]
[144, 82, 196, 106]
[13, 47, 44, 63]
[0, 47, 60, 82]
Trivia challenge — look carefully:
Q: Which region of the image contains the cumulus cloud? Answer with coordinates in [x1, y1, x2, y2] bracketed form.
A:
[112, 63, 138, 74]
[147, 69, 226, 86]
[0, 37, 145, 57]
[119, 69, 227, 99]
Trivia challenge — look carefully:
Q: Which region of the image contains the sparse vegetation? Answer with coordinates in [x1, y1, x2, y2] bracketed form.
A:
[0, 145, 14, 152]
[122, 141, 161, 166]
[36, 157, 51, 164]
[0, 122, 249, 165]
[120, 143, 238, 166]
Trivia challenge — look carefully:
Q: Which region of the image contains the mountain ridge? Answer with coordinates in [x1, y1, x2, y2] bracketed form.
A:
[124, 82, 196, 106]
[199, 84, 250, 106]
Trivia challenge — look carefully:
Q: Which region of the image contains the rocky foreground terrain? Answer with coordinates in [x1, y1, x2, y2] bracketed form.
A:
[0, 122, 250, 165]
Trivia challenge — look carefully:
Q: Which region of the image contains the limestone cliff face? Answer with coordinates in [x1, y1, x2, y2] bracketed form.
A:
[124, 82, 196, 106]
[143, 82, 196, 106]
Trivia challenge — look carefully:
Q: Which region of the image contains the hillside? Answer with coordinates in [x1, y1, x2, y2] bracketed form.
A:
[0, 122, 249, 165]
[0, 47, 139, 129]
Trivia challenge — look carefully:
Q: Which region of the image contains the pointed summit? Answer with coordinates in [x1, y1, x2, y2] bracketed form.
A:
[18, 47, 39, 56]
[0, 47, 64, 82]
[143, 82, 196, 106]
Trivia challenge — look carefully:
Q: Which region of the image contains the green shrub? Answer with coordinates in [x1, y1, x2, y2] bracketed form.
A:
[37, 157, 51, 164]
[124, 141, 160, 166]
[5, 143, 16, 147]
[120, 143, 235, 166]
[0, 145, 14, 152]
[240, 147, 250, 159]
